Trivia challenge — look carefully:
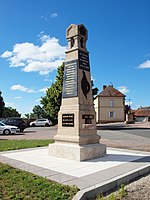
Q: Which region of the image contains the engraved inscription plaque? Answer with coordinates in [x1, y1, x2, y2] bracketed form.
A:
[82, 115, 94, 124]
[63, 60, 77, 98]
[79, 50, 90, 71]
[62, 114, 74, 127]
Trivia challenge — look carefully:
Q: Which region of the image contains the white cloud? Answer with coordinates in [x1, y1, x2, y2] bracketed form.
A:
[1, 33, 66, 75]
[144, 53, 150, 57]
[125, 100, 133, 105]
[5, 102, 15, 107]
[51, 13, 58, 18]
[23, 60, 62, 75]
[10, 85, 37, 93]
[36, 99, 41, 102]
[1, 50, 13, 58]
[131, 105, 141, 110]
[39, 87, 48, 93]
[138, 60, 150, 69]
[91, 76, 95, 82]
[41, 12, 58, 21]
[41, 15, 48, 21]
[14, 96, 22, 99]
[44, 78, 52, 82]
[117, 86, 129, 94]
[10, 84, 49, 94]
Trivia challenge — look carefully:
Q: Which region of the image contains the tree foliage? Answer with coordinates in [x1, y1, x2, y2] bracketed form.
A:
[125, 105, 131, 114]
[0, 91, 5, 118]
[91, 80, 99, 99]
[41, 63, 64, 121]
[3, 107, 21, 118]
[24, 105, 48, 120]
[32, 105, 48, 119]
[0, 91, 21, 118]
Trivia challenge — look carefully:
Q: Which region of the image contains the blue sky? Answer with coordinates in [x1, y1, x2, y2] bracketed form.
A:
[0, 0, 150, 116]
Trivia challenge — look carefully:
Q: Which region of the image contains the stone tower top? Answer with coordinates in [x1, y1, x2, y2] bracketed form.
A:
[66, 24, 88, 50]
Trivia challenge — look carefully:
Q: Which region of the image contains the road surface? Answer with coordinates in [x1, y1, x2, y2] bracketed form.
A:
[0, 125, 150, 151]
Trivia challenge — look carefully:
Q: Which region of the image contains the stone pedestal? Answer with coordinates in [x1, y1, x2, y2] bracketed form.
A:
[49, 24, 106, 161]
[49, 143, 106, 161]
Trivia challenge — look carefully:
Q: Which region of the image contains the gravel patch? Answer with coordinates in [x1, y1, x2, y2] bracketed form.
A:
[97, 173, 150, 200]
[117, 173, 150, 200]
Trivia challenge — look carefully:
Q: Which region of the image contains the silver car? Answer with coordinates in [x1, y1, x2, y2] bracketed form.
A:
[30, 118, 52, 127]
[0, 121, 17, 134]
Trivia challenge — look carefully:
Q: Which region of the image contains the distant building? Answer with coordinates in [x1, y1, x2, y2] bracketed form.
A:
[94, 85, 126, 123]
[134, 107, 150, 122]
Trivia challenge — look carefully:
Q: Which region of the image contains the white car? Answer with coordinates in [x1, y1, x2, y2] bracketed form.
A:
[30, 119, 52, 127]
[0, 122, 17, 134]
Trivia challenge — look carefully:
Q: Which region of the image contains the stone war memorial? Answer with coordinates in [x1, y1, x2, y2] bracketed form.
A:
[49, 24, 106, 161]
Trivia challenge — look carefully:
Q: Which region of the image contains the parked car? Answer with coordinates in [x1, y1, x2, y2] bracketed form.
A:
[0, 121, 17, 134]
[2, 118, 27, 132]
[30, 119, 52, 127]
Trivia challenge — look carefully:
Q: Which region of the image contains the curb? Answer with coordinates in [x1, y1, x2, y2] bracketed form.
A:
[73, 164, 150, 200]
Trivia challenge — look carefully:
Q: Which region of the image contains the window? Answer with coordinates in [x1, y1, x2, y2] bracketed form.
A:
[7, 119, 14, 123]
[110, 100, 115, 107]
[109, 111, 115, 118]
[0, 122, 5, 126]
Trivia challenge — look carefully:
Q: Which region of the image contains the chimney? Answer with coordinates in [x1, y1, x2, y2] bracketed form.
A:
[103, 85, 107, 90]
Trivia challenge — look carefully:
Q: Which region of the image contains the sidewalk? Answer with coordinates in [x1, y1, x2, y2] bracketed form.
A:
[97, 122, 150, 129]
[0, 146, 150, 200]
[127, 122, 150, 128]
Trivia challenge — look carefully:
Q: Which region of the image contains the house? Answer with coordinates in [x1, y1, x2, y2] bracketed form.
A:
[134, 107, 150, 122]
[94, 85, 126, 123]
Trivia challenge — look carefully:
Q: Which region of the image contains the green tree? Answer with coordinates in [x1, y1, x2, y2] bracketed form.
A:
[3, 107, 21, 118]
[32, 105, 47, 119]
[41, 63, 64, 122]
[0, 91, 5, 118]
[91, 80, 99, 99]
[24, 113, 31, 120]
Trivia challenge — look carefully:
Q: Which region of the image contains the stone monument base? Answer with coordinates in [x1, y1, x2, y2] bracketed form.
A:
[48, 143, 106, 161]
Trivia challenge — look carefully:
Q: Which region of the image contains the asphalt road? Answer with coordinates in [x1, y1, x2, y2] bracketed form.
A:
[98, 128, 150, 151]
[0, 126, 150, 151]
[0, 126, 57, 140]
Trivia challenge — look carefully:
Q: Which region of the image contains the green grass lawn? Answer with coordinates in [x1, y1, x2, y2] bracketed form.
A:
[0, 139, 79, 199]
[0, 139, 54, 151]
[0, 163, 78, 200]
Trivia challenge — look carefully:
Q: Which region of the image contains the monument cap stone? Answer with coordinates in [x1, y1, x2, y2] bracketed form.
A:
[66, 24, 88, 39]
[66, 24, 88, 51]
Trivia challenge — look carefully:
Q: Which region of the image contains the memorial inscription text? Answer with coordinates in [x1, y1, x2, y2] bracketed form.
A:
[63, 60, 77, 98]
[79, 50, 90, 71]
[82, 114, 94, 124]
[62, 114, 74, 127]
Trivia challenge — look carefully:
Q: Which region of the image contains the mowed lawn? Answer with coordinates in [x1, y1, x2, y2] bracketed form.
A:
[0, 139, 54, 151]
[0, 140, 79, 200]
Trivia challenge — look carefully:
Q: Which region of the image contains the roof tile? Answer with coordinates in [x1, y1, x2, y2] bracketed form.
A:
[98, 85, 125, 97]
[134, 109, 150, 117]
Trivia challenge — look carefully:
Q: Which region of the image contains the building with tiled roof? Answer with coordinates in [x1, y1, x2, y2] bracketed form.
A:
[94, 85, 126, 123]
[134, 108, 150, 122]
